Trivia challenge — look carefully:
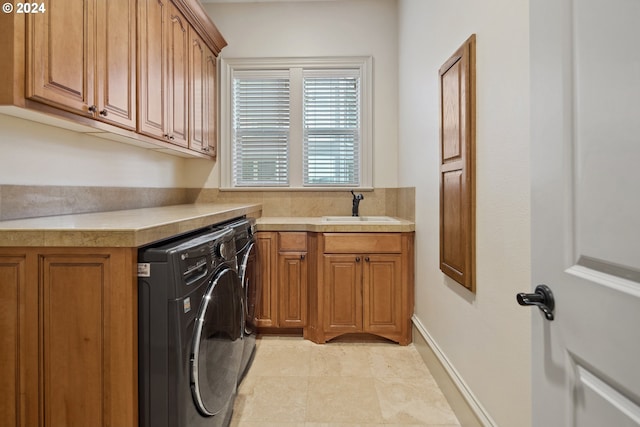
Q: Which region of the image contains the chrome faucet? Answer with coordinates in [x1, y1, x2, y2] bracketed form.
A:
[351, 190, 364, 216]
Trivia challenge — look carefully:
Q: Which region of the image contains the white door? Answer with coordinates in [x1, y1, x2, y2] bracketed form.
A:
[529, 0, 640, 426]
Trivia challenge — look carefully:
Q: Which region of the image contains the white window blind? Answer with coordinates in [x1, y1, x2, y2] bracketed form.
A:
[221, 57, 372, 189]
[232, 73, 290, 186]
[303, 70, 360, 186]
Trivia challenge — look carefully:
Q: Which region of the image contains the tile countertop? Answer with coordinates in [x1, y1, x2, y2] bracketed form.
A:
[0, 204, 415, 248]
[0, 203, 263, 247]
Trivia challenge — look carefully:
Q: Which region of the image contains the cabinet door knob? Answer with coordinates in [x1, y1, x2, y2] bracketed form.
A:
[356, 257, 361, 262]
[300, 254, 305, 260]
[99, 109, 108, 117]
[88, 105, 97, 114]
[365, 257, 370, 262]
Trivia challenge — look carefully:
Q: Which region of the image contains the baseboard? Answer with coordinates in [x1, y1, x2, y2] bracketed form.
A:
[412, 315, 497, 427]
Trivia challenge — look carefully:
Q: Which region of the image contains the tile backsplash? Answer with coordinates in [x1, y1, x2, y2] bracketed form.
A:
[193, 188, 415, 220]
[0, 185, 192, 221]
[0, 185, 415, 221]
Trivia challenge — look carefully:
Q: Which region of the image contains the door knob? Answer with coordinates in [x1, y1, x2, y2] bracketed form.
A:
[517, 284, 555, 321]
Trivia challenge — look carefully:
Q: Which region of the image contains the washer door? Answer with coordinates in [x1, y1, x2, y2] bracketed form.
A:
[191, 267, 243, 416]
[239, 241, 260, 336]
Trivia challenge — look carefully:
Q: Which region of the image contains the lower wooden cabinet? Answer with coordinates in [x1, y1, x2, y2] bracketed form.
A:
[256, 231, 414, 345]
[0, 248, 137, 427]
[256, 232, 308, 329]
[322, 253, 403, 338]
[312, 233, 414, 345]
[256, 232, 278, 327]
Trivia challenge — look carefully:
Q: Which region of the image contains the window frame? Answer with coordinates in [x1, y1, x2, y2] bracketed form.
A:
[220, 56, 373, 190]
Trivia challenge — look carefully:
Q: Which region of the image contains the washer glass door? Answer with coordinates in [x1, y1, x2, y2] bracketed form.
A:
[191, 267, 243, 416]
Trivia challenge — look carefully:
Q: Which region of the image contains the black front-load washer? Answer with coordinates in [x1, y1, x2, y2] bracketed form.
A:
[138, 227, 243, 427]
[218, 217, 260, 383]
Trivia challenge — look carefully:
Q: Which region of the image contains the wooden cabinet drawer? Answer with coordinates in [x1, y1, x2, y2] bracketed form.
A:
[323, 233, 403, 254]
[278, 232, 307, 252]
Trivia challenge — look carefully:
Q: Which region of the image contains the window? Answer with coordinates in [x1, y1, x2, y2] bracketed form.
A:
[220, 57, 372, 189]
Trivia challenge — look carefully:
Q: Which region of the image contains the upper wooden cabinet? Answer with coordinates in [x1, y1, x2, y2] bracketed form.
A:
[0, 0, 226, 158]
[189, 29, 218, 155]
[138, 0, 218, 154]
[139, 0, 190, 147]
[26, 0, 137, 129]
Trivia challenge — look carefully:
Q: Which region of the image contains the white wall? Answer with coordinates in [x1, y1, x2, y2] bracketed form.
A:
[397, 1, 531, 426]
[0, 113, 188, 188]
[194, 0, 399, 188]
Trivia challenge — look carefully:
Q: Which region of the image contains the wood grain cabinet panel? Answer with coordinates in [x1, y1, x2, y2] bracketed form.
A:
[0, 248, 136, 427]
[256, 232, 309, 329]
[312, 233, 414, 345]
[439, 34, 476, 292]
[363, 255, 402, 334]
[138, 0, 223, 154]
[256, 232, 278, 327]
[95, 0, 137, 129]
[2, 0, 225, 159]
[27, 0, 94, 114]
[278, 253, 307, 327]
[27, 0, 136, 130]
[257, 231, 413, 345]
[166, 3, 190, 147]
[204, 51, 218, 156]
[189, 29, 217, 155]
[0, 255, 37, 427]
[138, 0, 169, 139]
[323, 255, 362, 333]
[41, 255, 107, 427]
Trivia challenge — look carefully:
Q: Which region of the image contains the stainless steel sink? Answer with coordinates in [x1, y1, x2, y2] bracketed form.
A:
[321, 216, 401, 223]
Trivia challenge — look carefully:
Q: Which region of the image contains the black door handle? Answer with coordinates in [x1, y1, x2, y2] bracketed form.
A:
[517, 284, 555, 321]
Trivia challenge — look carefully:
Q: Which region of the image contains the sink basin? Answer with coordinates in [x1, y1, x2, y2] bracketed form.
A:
[321, 216, 401, 223]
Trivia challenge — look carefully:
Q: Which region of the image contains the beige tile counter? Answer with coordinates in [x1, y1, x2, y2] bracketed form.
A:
[0, 203, 262, 247]
[256, 216, 415, 232]
[0, 203, 414, 248]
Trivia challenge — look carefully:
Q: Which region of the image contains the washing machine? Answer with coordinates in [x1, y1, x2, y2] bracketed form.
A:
[218, 217, 260, 382]
[138, 227, 243, 427]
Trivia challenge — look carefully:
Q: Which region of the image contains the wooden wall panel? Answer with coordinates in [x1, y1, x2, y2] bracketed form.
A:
[439, 34, 476, 291]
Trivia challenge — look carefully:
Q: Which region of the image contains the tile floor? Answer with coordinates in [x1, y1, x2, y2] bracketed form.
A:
[230, 336, 461, 427]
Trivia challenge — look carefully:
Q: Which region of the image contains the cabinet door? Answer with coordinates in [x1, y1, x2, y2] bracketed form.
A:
[362, 254, 403, 335]
[27, 0, 95, 115]
[189, 30, 208, 153]
[95, 0, 136, 129]
[166, 3, 189, 147]
[138, 0, 168, 139]
[0, 255, 37, 427]
[323, 254, 362, 333]
[278, 253, 307, 327]
[256, 232, 278, 327]
[204, 49, 218, 156]
[40, 250, 136, 427]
